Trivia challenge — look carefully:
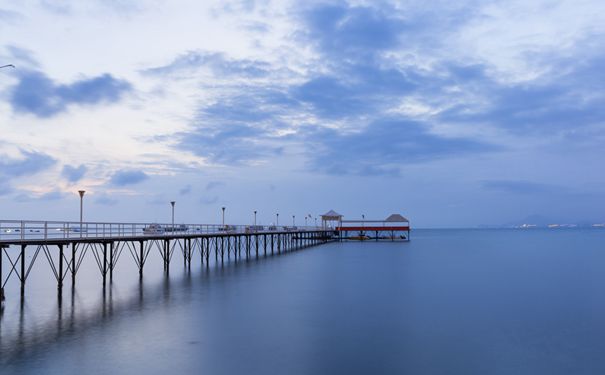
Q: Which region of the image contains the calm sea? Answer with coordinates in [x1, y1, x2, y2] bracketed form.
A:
[1, 229, 605, 374]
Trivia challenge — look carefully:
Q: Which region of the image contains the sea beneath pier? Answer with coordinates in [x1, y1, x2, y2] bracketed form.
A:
[2, 228, 605, 374]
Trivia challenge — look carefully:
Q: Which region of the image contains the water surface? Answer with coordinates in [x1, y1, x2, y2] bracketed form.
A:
[1, 229, 604, 374]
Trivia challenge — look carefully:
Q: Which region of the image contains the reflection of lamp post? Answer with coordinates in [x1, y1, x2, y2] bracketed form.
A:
[78, 190, 85, 237]
[254, 210, 257, 226]
[170, 201, 175, 230]
[221, 207, 225, 227]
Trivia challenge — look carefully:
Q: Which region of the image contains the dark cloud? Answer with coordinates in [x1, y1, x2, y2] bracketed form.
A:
[305, 119, 497, 175]
[0, 150, 56, 177]
[303, 3, 405, 58]
[110, 170, 148, 186]
[61, 164, 87, 183]
[166, 1, 603, 178]
[9, 70, 132, 118]
[179, 89, 290, 164]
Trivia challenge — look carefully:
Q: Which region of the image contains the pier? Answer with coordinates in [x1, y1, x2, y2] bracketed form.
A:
[1, 212, 411, 305]
[0, 220, 333, 303]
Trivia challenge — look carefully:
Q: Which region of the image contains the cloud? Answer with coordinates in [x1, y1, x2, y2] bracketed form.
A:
[305, 119, 496, 175]
[161, 0, 603, 180]
[9, 70, 132, 118]
[14, 190, 67, 202]
[0, 8, 22, 22]
[302, 3, 406, 59]
[0, 181, 12, 196]
[205, 181, 224, 191]
[481, 180, 564, 195]
[61, 164, 87, 183]
[110, 170, 148, 186]
[143, 51, 271, 78]
[200, 196, 219, 205]
[179, 185, 192, 195]
[0, 150, 56, 177]
[179, 88, 290, 164]
[94, 194, 119, 206]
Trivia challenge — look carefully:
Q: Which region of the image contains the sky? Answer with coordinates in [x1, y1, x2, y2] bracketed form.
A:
[1, 0, 604, 227]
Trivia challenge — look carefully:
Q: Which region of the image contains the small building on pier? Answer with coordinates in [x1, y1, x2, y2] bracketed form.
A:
[321, 210, 343, 229]
[336, 213, 410, 241]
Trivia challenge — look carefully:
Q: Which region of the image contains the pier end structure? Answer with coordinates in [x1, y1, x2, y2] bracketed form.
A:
[334, 213, 410, 241]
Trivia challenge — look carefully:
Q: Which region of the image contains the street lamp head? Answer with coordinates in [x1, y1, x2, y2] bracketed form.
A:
[78, 190, 86, 198]
[170, 201, 175, 207]
[222, 206, 225, 211]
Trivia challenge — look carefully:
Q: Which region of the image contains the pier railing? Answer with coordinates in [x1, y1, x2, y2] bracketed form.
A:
[0, 220, 320, 243]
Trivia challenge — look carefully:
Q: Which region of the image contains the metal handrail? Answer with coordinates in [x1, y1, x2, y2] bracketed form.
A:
[0, 220, 324, 243]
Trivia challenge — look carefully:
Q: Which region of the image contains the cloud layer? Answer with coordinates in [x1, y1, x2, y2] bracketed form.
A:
[9, 70, 132, 117]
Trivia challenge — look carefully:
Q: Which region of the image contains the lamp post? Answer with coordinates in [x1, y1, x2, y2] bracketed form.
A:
[362, 214, 365, 238]
[292, 215, 295, 227]
[276, 213, 279, 227]
[222, 207, 225, 227]
[254, 210, 257, 226]
[315, 217, 318, 227]
[170, 201, 175, 230]
[305, 216, 308, 227]
[78, 190, 85, 237]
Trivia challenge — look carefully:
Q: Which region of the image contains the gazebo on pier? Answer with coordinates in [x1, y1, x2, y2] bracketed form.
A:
[321, 210, 343, 229]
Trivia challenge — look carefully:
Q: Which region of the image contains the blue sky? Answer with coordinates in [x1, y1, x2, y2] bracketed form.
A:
[1, 0, 604, 227]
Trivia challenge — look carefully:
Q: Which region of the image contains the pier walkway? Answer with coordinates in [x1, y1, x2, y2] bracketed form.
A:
[0, 220, 334, 302]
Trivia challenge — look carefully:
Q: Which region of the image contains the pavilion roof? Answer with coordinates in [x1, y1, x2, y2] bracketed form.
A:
[322, 210, 343, 218]
[385, 214, 409, 222]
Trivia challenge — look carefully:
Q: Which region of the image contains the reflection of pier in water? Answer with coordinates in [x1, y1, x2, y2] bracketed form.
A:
[0, 254, 296, 364]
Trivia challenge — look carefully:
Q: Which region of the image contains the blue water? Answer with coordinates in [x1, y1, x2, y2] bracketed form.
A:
[1, 229, 605, 374]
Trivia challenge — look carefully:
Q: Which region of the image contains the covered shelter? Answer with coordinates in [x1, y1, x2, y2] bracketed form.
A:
[321, 210, 343, 229]
[336, 213, 410, 242]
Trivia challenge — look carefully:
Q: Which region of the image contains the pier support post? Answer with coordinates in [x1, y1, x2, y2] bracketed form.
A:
[102, 242, 107, 285]
[0, 247, 3, 301]
[205, 237, 210, 264]
[109, 242, 114, 281]
[58, 244, 64, 293]
[139, 241, 144, 279]
[20, 244, 25, 297]
[72, 244, 76, 285]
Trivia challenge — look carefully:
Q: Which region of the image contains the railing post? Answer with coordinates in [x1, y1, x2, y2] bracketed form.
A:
[21, 221, 24, 240]
[44, 221, 48, 239]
